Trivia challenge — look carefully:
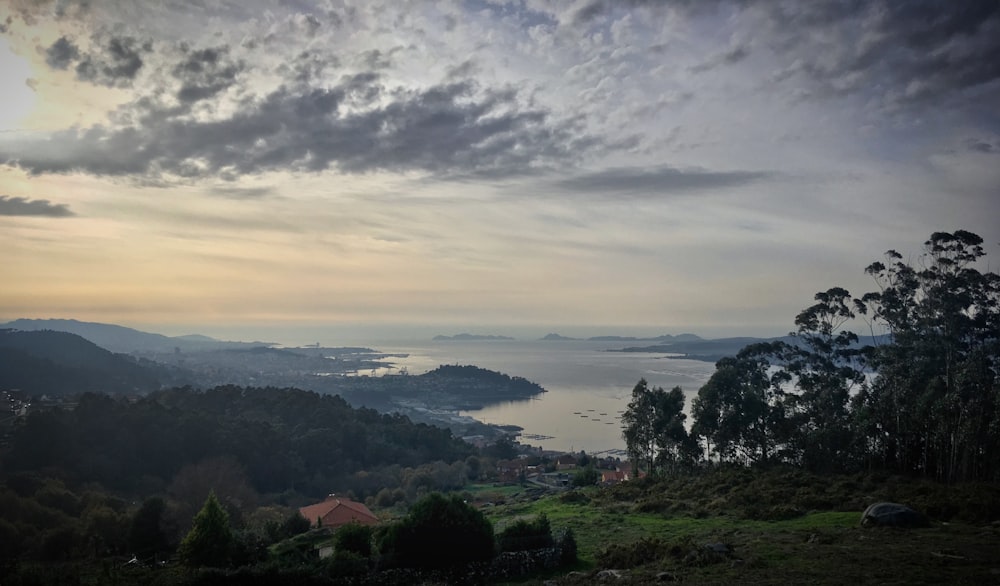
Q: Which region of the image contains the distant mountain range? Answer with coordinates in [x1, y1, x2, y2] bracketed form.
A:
[539, 332, 704, 342]
[0, 318, 274, 354]
[613, 333, 890, 363]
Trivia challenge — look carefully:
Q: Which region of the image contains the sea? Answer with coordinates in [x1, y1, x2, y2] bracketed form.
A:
[355, 338, 717, 456]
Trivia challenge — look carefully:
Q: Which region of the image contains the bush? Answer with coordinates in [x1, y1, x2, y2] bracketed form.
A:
[377, 493, 494, 569]
[497, 514, 553, 552]
[323, 550, 368, 578]
[231, 529, 269, 566]
[279, 512, 311, 539]
[571, 466, 600, 487]
[128, 496, 171, 559]
[557, 528, 577, 565]
[558, 490, 590, 505]
[334, 522, 372, 558]
[595, 537, 669, 568]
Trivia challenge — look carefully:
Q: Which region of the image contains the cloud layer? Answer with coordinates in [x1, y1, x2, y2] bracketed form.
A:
[0, 0, 997, 335]
[0, 195, 74, 217]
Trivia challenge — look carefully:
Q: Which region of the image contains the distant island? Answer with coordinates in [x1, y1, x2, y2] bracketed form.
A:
[433, 333, 515, 341]
[539, 332, 705, 343]
[539, 333, 577, 341]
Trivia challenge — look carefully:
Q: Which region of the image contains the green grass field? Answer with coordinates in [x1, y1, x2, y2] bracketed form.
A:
[482, 470, 1000, 585]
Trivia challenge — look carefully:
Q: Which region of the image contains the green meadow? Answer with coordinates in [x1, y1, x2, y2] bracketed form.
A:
[480, 468, 1000, 585]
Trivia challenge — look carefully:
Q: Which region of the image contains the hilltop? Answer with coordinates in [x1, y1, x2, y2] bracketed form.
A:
[0, 329, 170, 396]
[1, 318, 275, 354]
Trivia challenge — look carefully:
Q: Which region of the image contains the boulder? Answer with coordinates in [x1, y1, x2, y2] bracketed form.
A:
[860, 502, 929, 528]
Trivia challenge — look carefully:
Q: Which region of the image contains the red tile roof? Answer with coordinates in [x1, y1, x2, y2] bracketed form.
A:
[298, 495, 378, 528]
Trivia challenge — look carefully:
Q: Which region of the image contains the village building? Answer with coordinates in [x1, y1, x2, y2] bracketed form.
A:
[496, 458, 527, 483]
[600, 469, 628, 484]
[555, 454, 578, 471]
[298, 494, 378, 529]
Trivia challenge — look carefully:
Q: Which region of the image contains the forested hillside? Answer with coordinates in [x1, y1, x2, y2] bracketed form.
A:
[3, 386, 476, 499]
[0, 319, 269, 353]
[0, 329, 167, 396]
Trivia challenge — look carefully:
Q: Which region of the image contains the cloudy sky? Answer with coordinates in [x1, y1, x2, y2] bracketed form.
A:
[1, 0, 998, 342]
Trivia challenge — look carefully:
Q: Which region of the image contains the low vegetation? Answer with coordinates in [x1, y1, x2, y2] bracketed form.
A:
[481, 467, 1000, 584]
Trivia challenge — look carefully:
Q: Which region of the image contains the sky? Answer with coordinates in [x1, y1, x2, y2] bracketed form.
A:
[1, 0, 998, 343]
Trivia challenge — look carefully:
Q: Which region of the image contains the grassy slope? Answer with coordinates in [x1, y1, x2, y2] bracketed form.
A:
[481, 469, 1000, 585]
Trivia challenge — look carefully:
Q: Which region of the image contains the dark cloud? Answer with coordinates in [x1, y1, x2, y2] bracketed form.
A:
[762, 1, 1000, 108]
[325, 8, 344, 28]
[44, 36, 80, 69]
[278, 50, 339, 84]
[573, 1, 607, 24]
[574, 0, 1000, 109]
[357, 48, 398, 70]
[446, 60, 478, 80]
[571, 0, 707, 24]
[173, 45, 244, 103]
[75, 35, 151, 88]
[689, 43, 750, 73]
[300, 13, 321, 36]
[0, 195, 75, 217]
[553, 165, 772, 196]
[209, 186, 275, 199]
[964, 137, 999, 154]
[0, 74, 594, 180]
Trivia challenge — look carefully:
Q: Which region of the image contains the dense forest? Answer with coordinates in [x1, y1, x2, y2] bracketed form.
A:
[4, 386, 476, 499]
[622, 230, 1000, 482]
[0, 385, 490, 571]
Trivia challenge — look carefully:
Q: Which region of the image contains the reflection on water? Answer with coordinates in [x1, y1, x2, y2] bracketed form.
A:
[368, 339, 715, 454]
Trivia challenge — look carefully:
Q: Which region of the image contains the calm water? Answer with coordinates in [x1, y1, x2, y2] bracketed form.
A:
[365, 339, 716, 455]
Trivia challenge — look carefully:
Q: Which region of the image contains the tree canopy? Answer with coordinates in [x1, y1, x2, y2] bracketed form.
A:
[688, 230, 1000, 481]
[377, 492, 495, 569]
[177, 491, 234, 567]
[622, 379, 697, 476]
[4, 385, 476, 500]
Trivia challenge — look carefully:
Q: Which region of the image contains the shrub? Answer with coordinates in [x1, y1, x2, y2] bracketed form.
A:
[497, 514, 553, 552]
[595, 537, 669, 569]
[571, 466, 600, 487]
[377, 493, 494, 569]
[335, 522, 372, 558]
[279, 511, 311, 539]
[324, 549, 368, 578]
[557, 528, 577, 565]
[558, 490, 590, 505]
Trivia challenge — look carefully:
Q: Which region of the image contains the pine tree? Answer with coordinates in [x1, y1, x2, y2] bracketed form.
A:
[177, 491, 234, 567]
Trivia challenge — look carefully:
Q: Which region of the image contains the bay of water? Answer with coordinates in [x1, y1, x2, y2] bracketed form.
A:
[365, 339, 716, 455]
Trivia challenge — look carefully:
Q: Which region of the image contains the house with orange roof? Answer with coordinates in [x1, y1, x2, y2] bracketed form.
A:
[600, 469, 627, 485]
[298, 494, 378, 529]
